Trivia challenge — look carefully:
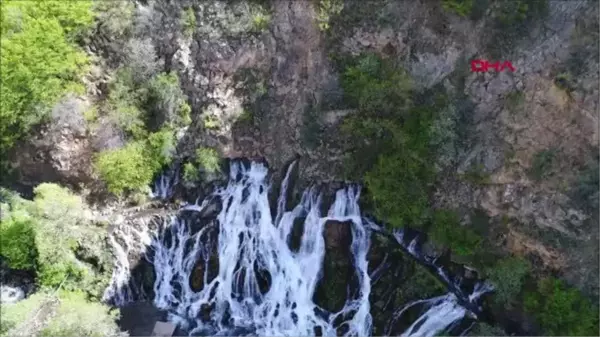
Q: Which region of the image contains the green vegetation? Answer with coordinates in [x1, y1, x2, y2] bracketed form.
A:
[182, 7, 196, 38]
[524, 278, 599, 336]
[94, 68, 188, 196]
[442, 0, 473, 17]
[0, 184, 111, 294]
[196, 147, 221, 174]
[0, 291, 120, 337]
[203, 114, 221, 130]
[0, 0, 93, 162]
[94, 128, 175, 196]
[429, 210, 483, 257]
[251, 11, 271, 32]
[39, 291, 121, 337]
[486, 0, 549, 58]
[340, 54, 436, 229]
[183, 162, 200, 183]
[316, 0, 344, 31]
[528, 148, 556, 181]
[487, 256, 530, 307]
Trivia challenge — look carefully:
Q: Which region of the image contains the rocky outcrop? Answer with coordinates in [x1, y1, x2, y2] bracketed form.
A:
[8, 96, 95, 190]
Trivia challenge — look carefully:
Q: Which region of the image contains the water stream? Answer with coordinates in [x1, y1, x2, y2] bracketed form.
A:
[103, 160, 493, 336]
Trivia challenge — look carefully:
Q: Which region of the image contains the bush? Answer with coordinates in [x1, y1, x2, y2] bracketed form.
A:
[340, 54, 433, 228]
[525, 278, 599, 336]
[94, 141, 156, 195]
[365, 152, 431, 228]
[0, 292, 48, 336]
[0, 0, 93, 159]
[181, 7, 196, 37]
[95, 128, 175, 196]
[40, 291, 122, 337]
[251, 11, 271, 32]
[31, 184, 90, 288]
[341, 54, 412, 118]
[196, 147, 220, 174]
[182, 162, 199, 183]
[105, 68, 147, 139]
[429, 210, 483, 257]
[442, 0, 473, 17]
[0, 217, 37, 270]
[572, 155, 599, 211]
[487, 256, 530, 308]
[145, 73, 192, 130]
[316, 0, 344, 31]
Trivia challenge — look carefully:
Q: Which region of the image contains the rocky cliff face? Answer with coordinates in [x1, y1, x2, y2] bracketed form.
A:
[172, 0, 599, 296]
[8, 0, 598, 297]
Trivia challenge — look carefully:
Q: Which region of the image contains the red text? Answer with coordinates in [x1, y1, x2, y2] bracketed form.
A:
[471, 60, 516, 73]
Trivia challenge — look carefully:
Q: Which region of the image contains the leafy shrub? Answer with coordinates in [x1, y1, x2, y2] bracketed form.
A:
[147, 128, 176, 168]
[525, 278, 599, 336]
[0, 0, 93, 159]
[429, 210, 483, 257]
[183, 162, 199, 183]
[341, 54, 412, 117]
[105, 68, 147, 139]
[30, 184, 90, 288]
[442, 0, 473, 17]
[203, 115, 221, 130]
[340, 54, 434, 228]
[40, 291, 122, 337]
[251, 11, 271, 32]
[181, 7, 196, 37]
[0, 292, 48, 336]
[365, 153, 431, 228]
[487, 256, 530, 307]
[196, 147, 220, 174]
[145, 72, 192, 130]
[316, 0, 344, 31]
[528, 148, 556, 181]
[94, 142, 155, 195]
[0, 217, 37, 270]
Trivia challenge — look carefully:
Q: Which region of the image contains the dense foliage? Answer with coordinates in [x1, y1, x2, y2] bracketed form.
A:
[340, 54, 436, 229]
[0, 0, 93, 160]
[0, 291, 121, 337]
[94, 128, 175, 196]
[525, 278, 599, 336]
[0, 184, 110, 292]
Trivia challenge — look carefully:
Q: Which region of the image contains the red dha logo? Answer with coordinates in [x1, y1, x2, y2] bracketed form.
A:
[471, 60, 516, 73]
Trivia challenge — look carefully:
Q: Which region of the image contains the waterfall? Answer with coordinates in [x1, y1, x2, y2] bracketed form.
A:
[104, 160, 493, 336]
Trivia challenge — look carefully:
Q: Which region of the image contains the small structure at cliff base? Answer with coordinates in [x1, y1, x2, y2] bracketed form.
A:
[151, 321, 175, 336]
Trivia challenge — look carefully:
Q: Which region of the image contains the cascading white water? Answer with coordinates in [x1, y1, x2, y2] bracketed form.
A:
[104, 160, 492, 337]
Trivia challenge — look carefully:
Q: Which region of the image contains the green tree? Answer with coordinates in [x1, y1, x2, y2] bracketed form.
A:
[95, 128, 176, 196]
[30, 184, 90, 288]
[0, 217, 37, 270]
[487, 256, 530, 307]
[429, 210, 483, 256]
[525, 278, 599, 336]
[0, 0, 93, 159]
[94, 141, 156, 196]
[40, 291, 122, 337]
